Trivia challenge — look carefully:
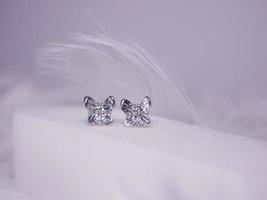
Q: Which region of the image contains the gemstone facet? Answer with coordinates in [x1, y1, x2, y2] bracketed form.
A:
[84, 96, 115, 125]
[121, 96, 152, 127]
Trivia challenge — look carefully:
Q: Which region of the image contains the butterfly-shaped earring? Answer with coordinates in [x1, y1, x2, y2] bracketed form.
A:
[84, 96, 115, 125]
[120, 96, 152, 127]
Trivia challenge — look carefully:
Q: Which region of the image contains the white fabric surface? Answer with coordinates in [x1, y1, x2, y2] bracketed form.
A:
[12, 106, 267, 200]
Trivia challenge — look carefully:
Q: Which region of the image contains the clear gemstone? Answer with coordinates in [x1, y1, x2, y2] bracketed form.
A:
[84, 96, 115, 125]
[87, 103, 113, 125]
[121, 98, 151, 127]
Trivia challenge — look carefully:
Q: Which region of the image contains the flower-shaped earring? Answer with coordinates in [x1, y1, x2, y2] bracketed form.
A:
[84, 96, 115, 125]
[120, 96, 152, 127]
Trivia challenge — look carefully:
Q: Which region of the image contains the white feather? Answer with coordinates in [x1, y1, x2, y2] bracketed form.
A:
[36, 33, 196, 123]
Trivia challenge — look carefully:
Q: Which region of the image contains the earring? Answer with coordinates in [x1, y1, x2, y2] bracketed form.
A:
[84, 96, 115, 125]
[120, 96, 152, 127]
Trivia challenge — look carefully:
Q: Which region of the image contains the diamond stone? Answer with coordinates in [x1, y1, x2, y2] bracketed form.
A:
[121, 96, 152, 127]
[84, 96, 115, 125]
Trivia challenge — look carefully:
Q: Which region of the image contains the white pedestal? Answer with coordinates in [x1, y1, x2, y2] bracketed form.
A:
[12, 106, 267, 200]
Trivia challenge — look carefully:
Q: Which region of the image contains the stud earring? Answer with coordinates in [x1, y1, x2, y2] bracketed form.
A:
[84, 96, 115, 125]
[120, 96, 152, 127]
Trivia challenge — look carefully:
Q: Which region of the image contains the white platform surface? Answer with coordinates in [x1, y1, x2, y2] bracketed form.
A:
[12, 105, 267, 200]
